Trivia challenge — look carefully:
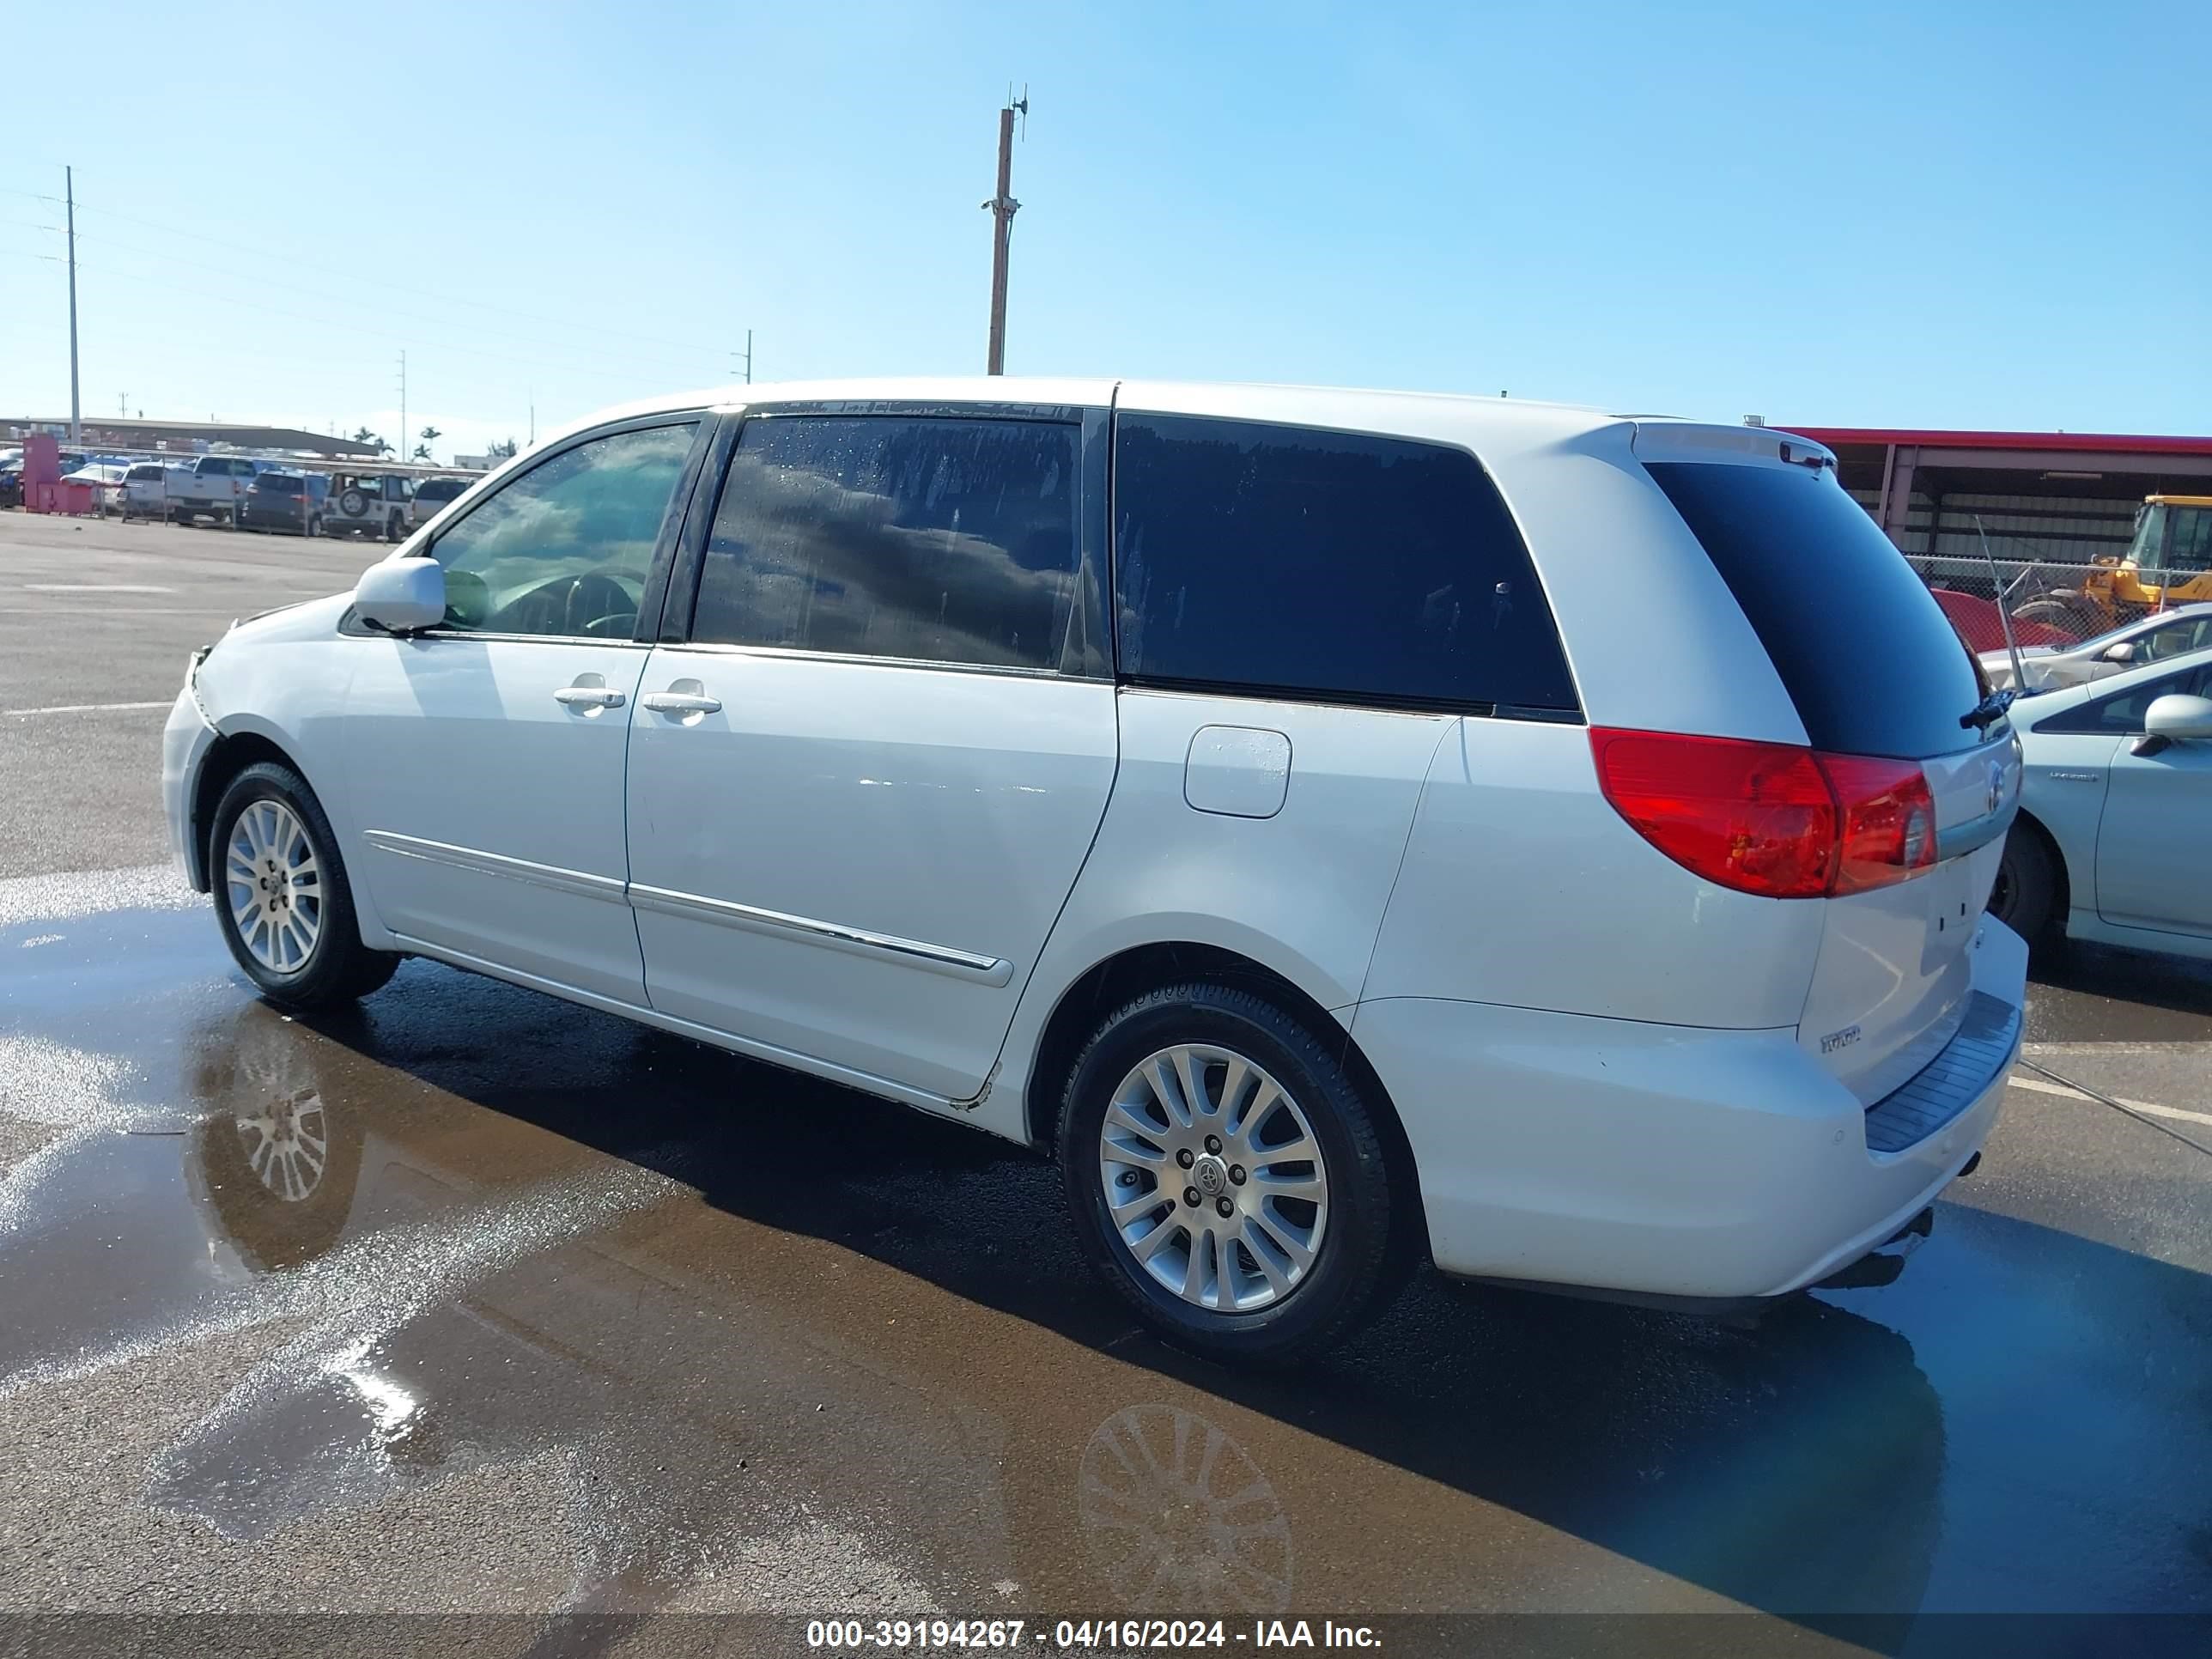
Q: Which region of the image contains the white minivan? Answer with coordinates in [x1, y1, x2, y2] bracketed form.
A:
[161, 379, 2027, 1360]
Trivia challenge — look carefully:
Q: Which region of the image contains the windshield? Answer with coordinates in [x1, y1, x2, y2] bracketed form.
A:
[2169, 507, 2212, 573]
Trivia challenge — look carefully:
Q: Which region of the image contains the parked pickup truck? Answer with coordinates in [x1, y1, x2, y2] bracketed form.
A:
[121, 462, 171, 520]
[171, 456, 264, 526]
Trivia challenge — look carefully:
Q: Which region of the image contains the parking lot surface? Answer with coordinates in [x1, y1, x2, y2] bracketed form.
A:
[3, 513, 2209, 1654]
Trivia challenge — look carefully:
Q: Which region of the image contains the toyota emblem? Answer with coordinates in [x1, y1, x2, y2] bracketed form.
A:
[1986, 761, 2005, 815]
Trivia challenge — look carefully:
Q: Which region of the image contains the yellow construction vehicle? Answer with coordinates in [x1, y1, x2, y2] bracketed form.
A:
[2011, 495, 2212, 635]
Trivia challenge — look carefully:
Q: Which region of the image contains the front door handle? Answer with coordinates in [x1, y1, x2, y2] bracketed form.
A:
[553, 684, 625, 708]
[641, 691, 723, 714]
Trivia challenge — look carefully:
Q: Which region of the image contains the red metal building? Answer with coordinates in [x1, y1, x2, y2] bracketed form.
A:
[1778, 426, 2212, 562]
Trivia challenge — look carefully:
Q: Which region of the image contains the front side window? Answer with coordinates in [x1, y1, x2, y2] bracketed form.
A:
[1112, 414, 1577, 711]
[2036, 663, 2212, 735]
[690, 415, 1084, 672]
[2138, 617, 2212, 662]
[430, 422, 696, 638]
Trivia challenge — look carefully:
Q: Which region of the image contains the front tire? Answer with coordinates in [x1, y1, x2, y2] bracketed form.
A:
[209, 761, 398, 1009]
[1990, 822, 2060, 945]
[1059, 982, 1399, 1364]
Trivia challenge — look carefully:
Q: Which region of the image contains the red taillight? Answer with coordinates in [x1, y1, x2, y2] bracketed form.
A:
[1820, 753, 1936, 894]
[1590, 728, 1936, 900]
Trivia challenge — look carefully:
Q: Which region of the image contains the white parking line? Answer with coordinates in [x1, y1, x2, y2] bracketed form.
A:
[2008, 1072, 2212, 1128]
[21, 583, 175, 593]
[2, 701, 172, 718]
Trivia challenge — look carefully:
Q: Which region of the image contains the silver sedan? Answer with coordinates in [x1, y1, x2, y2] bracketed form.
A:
[1979, 603, 2212, 692]
[1989, 644, 2212, 958]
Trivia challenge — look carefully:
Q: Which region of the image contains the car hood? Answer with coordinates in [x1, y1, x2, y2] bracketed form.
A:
[215, 590, 356, 650]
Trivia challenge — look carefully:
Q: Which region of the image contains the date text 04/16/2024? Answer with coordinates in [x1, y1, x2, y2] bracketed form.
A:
[805, 1619, 1382, 1650]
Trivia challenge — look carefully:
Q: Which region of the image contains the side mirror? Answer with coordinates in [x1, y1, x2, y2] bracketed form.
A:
[2144, 693, 2212, 742]
[2131, 692, 2212, 756]
[2102, 641, 2136, 663]
[353, 556, 446, 632]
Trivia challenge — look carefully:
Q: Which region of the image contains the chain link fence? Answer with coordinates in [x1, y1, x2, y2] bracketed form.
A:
[1906, 550, 2199, 657]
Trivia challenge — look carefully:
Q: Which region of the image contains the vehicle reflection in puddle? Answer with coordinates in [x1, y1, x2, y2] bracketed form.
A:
[3, 897, 2208, 1625]
[1079, 1404, 1293, 1613]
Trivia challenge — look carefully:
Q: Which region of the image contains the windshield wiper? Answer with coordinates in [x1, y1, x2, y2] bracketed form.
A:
[1960, 688, 2016, 732]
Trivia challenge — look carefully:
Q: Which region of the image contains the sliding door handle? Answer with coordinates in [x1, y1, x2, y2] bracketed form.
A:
[641, 690, 723, 715]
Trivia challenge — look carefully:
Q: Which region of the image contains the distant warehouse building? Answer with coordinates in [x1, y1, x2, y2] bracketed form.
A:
[0, 416, 382, 459]
[1778, 425, 2212, 563]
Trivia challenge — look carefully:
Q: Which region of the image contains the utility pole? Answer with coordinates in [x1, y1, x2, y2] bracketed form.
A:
[65, 167, 81, 444]
[396, 351, 407, 466]
[982, 89, 1025, 375]
[735, 328, 753, 385]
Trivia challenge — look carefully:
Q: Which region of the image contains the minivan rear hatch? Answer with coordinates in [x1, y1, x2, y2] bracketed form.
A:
[1637, 428, 2021, 1109]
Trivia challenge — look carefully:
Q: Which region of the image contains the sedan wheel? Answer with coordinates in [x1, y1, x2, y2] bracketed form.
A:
[223, 799, 324, 975]
[1990, 823, 2059, 945]
[210, 761, 399, 1008]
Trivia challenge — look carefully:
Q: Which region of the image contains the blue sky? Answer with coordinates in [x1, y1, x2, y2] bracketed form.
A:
[3, 1, 2206, 460]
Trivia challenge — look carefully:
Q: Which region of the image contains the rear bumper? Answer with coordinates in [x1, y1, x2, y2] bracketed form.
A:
[1352, 917, 2028, 1303]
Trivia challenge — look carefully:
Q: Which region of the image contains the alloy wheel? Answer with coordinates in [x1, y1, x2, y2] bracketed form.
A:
[224, 799, 325, 974]
[1096, 1042, 1330, 1313]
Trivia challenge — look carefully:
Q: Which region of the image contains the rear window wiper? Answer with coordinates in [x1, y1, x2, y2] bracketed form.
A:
[1960, 688, 2016, 732]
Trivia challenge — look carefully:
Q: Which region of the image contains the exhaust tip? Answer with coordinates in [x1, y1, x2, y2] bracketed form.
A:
[1816, 1206, 1936, 1291]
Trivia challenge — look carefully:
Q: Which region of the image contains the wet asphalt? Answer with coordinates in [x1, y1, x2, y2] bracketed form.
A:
[2, 514, 2210, 1654]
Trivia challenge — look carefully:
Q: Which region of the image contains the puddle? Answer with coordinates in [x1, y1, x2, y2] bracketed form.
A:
[2, 885, 2209, 1621]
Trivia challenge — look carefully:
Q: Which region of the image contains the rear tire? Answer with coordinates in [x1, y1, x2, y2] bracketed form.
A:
[208, 761, 399, 1010]
[1990, 822, 2060, 945]
[1058, 981, 1399, 1364]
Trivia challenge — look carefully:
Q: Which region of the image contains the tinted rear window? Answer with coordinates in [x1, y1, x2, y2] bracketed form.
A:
[1646, 461, 1988, 759]
[1113, 415, 1577, 712]
[417, 479, 466, 503]
[255, 474, 304, 495]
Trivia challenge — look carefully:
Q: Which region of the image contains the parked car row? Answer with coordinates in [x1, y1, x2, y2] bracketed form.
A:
[88, 457, 477, 538]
